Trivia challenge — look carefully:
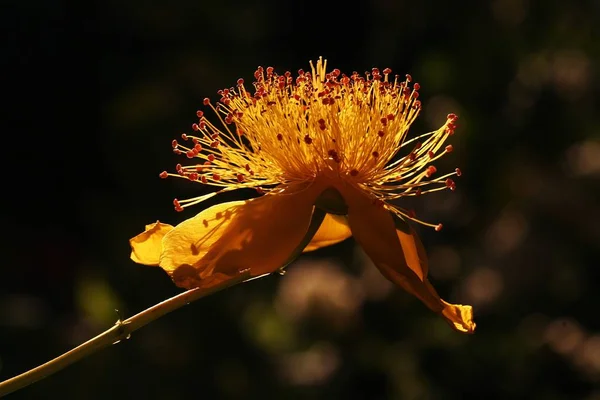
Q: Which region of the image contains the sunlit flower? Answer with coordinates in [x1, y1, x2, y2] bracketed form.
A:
[129, 58, 475, 333]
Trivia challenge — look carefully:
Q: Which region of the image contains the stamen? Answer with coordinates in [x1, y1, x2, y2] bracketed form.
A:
[156, 58, 460, 224]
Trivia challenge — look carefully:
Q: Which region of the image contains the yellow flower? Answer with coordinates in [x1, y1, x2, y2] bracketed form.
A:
[129, 58, 475, 334]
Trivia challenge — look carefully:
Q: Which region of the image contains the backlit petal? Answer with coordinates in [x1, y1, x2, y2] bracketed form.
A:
[340, 184, 475, 334]
[394, 217, 428, 281]
[303, 213, 352, 252]
[129, 221, 174, 266]
[160, 183, 324, 289]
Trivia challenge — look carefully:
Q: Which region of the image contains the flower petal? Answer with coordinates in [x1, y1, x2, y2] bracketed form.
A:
[160, 183, 324, 289]
[394, 217, 428, 281]
[303, 213, 352, 252]
[129, 221, 174, 266]
[340, 184, 475, 334]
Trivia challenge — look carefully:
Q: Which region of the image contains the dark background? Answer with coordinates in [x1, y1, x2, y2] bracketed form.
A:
[2, 0, 599, 399]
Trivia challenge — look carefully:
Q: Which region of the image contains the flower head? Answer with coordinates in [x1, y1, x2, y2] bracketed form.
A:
[130, 58, 475, 333]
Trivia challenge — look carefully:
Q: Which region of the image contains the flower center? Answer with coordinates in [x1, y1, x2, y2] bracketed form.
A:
[161, 58, 461, 231]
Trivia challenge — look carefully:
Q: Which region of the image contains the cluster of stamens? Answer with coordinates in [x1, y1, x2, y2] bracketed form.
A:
[161, 57, 461, 230]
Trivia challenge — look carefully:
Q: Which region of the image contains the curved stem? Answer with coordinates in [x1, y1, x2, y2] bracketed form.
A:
[0, 272, 253, 397]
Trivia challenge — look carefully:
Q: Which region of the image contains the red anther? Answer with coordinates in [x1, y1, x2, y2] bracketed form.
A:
[387, 113, 395, 121]
[203, 98, 210, 105]
[173, 198, 181, 207]
[321, 98, 330, 105]
[428, 150, 435, 158]
[222, 98, 231, 106]
[298, 69, 305, 75]
[455, 167, 462, 176]
[447, 123, 457, 130]
[425, 165, 437, 177]
[159, 171, 168, 179]
[208, 154, 215, 162]
[372, 151, 379, 158]
[414, 142, 422, 149]
[249, 170, 255, 176]
[186, 150, 195, 158]
[192, 123, 200, 131]
[318, 118, 325, 125]
[380, 118, 387, 126]
[237, 128, 245, 136]
[447, 113, 458, 121]
[413, 83, 421, 91]
[443, 144, 453, 153]
[174, 205, 184, 212]
[236, 174, 245, 182]
[189, 172, 199, 181]
[211, 133, 220, 140]
[196, 110, 204, 118]
[276, 133, 283, 141]
[405, 74, 412, 82]
[204, 160, 211, 166]
[341, 76, 350, 84]
[435, 223, 443, 232]
[175, 163, 183, 171]
[445, 178, 456, 189]
[412, 91, 419, 99]
[199, 121, 206, 130]
[201, 175, 208, 184]
[378, 130, 385, 137]
[237, 78, 244, 85]
[304, 135, 313, 144]
[212, 173, 221, 181]
[222, 89, 230, 96]
[413, 100, 422, 109]
[408, 152, 417, 161]
[383, 68, 392, 75]
[194, 143, 202, 152]
[350, 169, 359, 176]
[195, 164, 204, 172]
[181, 133, 188, 141]
[416, 188, 422, 196]
[266, 66, 274, 74]
[210, 140, 219, 148]
[245, 164, 251, 171]
[172, 139, 179, 148]
[192, 148, 199, 156]
[192, 137, 199, 144]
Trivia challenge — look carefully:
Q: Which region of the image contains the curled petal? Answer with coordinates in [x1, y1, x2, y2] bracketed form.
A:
[159, 183, 324, 289]
[394, 217, 428, 281]
[129, 221, 174, 266]
[303, 213, 352, 252]
[340, 184, 475, 334]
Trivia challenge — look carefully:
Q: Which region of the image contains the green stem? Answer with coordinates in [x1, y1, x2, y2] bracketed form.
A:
[0, 272, 252, 397]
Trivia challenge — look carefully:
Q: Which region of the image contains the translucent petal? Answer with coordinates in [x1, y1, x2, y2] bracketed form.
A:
[129, 221, 174, 266]
[303, 213, 352, 252]
[159, 183, 323, 289]
[340, 184, 475, 334]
